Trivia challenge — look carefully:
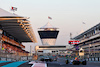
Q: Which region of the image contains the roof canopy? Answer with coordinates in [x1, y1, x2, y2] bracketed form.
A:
[73, 23, 100, 39]
[0, 8, 22, 18]
[0, 8, 37, 43]
[39, 22, 58, 29]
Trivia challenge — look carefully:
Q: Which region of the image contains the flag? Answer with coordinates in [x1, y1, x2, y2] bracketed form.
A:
[11, 7, 17, 11]
[48, 16, 52, 20]
[70, 33, 72, 36]
[76, 45, 79, 50]
[82, 22, 85, 24]
[70, 33, 72, 39]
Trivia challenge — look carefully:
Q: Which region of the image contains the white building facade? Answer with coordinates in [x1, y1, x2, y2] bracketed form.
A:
[38, 22, 59, 45]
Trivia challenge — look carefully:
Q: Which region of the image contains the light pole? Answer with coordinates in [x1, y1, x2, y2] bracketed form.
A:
[30, 45, 31, 56]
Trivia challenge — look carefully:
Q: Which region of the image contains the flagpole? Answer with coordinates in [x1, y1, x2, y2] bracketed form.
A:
[82, 22, 86, 33]
[48, 16, 50, 23]
[70, 33, 72, 40]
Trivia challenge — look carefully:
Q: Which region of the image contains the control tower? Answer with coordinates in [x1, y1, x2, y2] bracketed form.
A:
[38, 22, 59, 45]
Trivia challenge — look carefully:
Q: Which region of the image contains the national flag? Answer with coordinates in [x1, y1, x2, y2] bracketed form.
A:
[76, 46, 79, 50]
[70, 33, 72, 39]
[48, 16, 52, 20]
[82, 22, 85, 24]
[70, 33, 72, 37]
[11, 7, 17, 11]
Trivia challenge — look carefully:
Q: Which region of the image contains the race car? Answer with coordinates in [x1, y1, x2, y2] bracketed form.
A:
[73, 59, 86, 65]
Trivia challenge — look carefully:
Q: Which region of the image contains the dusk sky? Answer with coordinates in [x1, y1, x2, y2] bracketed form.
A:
[1, 0, 100, 52]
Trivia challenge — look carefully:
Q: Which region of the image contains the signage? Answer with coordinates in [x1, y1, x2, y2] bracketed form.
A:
[1, 58, 6, 61]
[89, 58, 91, 61]
[95, 58, 98, 61]
[92, 58, 94, 61]
[43, 50, 52, 53]
[28, 56, 32, 61]
[68, 40, 79, 44]
[7, 58, 12, 61]
[21, 56, 27, 61]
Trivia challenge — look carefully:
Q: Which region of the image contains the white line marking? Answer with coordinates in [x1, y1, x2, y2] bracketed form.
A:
[31, 63, 35, 67]
[45, 63, 47, 67]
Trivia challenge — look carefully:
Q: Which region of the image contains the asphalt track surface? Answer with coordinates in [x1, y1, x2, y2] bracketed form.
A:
[0, 61, 100, 67]
[0, 62, 13, 67]
[47, 62, 100, 67]
[19, 62, 100, 67]
[18, 62, 32, 67]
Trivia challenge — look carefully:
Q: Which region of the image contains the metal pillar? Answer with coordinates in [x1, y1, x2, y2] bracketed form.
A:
[0, 40, 2, 51]
[94, 46, 95, 57]
[89, 44, 91, 58]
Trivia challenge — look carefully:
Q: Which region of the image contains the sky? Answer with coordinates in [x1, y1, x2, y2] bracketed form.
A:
[0, 0, 100, 52]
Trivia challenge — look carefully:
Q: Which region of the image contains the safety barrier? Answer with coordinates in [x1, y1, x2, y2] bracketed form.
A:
[86, 57, 100, 61]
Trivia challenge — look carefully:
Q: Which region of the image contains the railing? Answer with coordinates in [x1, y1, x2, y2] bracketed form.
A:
[2, 35, 25, 48]
[79, 32, 100, 43]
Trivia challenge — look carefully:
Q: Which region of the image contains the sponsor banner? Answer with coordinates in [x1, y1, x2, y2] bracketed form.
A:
[89, 58, 91, 61]
[68, 40, 79, 44]
[95, 58, 98, 61]
[28, 56, 32, 61]
[21, 56, 33, 61]
[7, 58, 12, 61]
[21, 56, 27, 61]
[43, 50, 52, 53]
[1, 58, 6, 61]
[92, 58, 94, 61]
